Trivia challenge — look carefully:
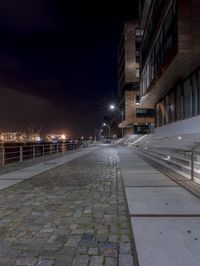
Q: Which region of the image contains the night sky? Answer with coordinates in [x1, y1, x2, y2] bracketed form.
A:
[0, 1, 138, 138]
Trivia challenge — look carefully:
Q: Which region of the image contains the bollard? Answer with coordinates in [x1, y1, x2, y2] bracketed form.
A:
[2, 147, 5, 166]
[191, 149, 194, 181]
[33, 145, 35, 159]
[43, 145, 45, 157]
[19, 146, 23, 162]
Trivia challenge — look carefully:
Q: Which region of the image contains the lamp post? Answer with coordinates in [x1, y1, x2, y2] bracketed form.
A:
[103, 123, 111, 142]
[109, 104, 124, 138]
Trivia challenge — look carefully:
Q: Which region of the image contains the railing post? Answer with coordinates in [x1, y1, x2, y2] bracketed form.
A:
[33, 145, 35, 159]
[20, 146, 23, 162]
[2, 147, 5, 166]
[57, 144, 59, 153]
[191, 149, 194, 181]
[43, 145, 45, 157]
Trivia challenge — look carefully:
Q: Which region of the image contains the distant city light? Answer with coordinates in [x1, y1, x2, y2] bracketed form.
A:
[178, 136, 182, 140]
[61, 134, 66, 140]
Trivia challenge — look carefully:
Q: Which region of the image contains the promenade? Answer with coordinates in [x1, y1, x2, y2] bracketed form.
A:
[0, 145, 199, 266]
[0, 146, 135, 266]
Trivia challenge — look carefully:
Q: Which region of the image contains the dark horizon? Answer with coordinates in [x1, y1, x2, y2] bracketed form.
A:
[0, 2, 138, 138]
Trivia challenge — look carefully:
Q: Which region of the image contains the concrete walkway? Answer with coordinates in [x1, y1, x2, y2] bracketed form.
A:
[0, 147, 97, 191]
[118, 147, 200, 266]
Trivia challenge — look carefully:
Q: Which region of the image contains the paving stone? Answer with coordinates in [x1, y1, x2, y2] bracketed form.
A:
[16, 257, 37, 266]
[36, 259, 54, 266]
[88, 247, 98, 255]
[65, 236, 81, 247]
[53, 255, 73, 266]
[0, 258, 16, 266]
[0, 148, 134, 265]
[90, 256, 104, 266]
[119, 254, 134, 266]
[77, 246, 88, 254]
[99, 243, 118, 257]
[59, 246, 76, 255]
[72, 255, 90, 266]
[119, 243, 132, 254]
[104, 257, 118, 266]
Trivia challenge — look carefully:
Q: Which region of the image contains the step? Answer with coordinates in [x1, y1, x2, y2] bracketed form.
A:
[133, 147, 200, 181]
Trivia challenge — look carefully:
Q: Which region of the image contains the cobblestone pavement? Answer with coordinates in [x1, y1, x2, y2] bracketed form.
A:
[0, 147, 136, 266]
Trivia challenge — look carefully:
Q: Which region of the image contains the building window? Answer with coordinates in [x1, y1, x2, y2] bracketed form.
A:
[197, 70, 200, 114]
[155, 68, 200, 128]
[136, 108, 155, 118]
[136, 29, 143, 36]
[136, 55, 140, 63]
[175, 85, 183, 121]
[168, 90, 175, 122]
[183, 80, 192, 118]
[140, 1, 177, 95]
[192, 75, 198, 116]
[136, 95, 140, 105]
[156, 103, 163, 127]
[136, 68, 140, 78]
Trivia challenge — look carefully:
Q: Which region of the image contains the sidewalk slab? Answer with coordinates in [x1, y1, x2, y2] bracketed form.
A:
[120, 161, 150, 167]
[122, 173, 177, 187]
[126, 187, 200, 215]
[131, 217, 200, 266]
[118, 147, 200, 266]
[122, 166, 160, 174]
[0, 179, 22, 190]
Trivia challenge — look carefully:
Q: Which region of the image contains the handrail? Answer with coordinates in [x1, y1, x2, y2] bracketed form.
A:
[0, 141, 81, 167]
[191, 144, 200, 181]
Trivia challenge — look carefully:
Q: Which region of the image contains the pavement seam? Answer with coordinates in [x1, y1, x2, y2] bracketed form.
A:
[116, 152, 139, 266]
[130, 214, 200, 217]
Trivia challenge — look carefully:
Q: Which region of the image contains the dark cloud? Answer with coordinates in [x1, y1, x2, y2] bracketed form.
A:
[0, 88, 62, 131]
[0, 0, 55, 32]
[0, 1, 138, 137]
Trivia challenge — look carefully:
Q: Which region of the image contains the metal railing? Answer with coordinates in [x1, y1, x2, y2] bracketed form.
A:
[0, 142, 81, 167]
[132, 134, 200, 182]
[191, 144, 200, 181]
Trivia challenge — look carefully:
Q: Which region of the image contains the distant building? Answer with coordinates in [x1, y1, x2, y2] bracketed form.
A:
[0, 132, 41, 143]
[139, 0, 200, 136]
[45, 134, 67, 142]
[118, 21, 154, 135]
[0, 132, 26, 142]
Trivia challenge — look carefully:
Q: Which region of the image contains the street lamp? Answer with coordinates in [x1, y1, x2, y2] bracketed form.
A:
[109, 104, 124, 138]
[103, 123, 111, 142]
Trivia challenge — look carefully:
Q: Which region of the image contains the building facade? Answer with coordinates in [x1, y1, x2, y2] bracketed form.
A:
[118, 21, 154, 135]
[139, 0, 200, 136]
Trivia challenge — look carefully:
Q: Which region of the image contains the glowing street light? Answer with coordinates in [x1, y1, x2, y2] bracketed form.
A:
[102, 123, 111, 142]
[109, 104, 124, 138]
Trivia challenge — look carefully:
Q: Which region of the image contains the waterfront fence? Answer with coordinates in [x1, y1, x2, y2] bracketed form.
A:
[0, 142, 81, 166]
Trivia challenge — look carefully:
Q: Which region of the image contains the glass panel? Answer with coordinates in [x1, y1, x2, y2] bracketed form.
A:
[168, 90, 175, 122]
[175, 85, 183, 120]
[183, 79, 192, 118]
[192, 75, 198, 115]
